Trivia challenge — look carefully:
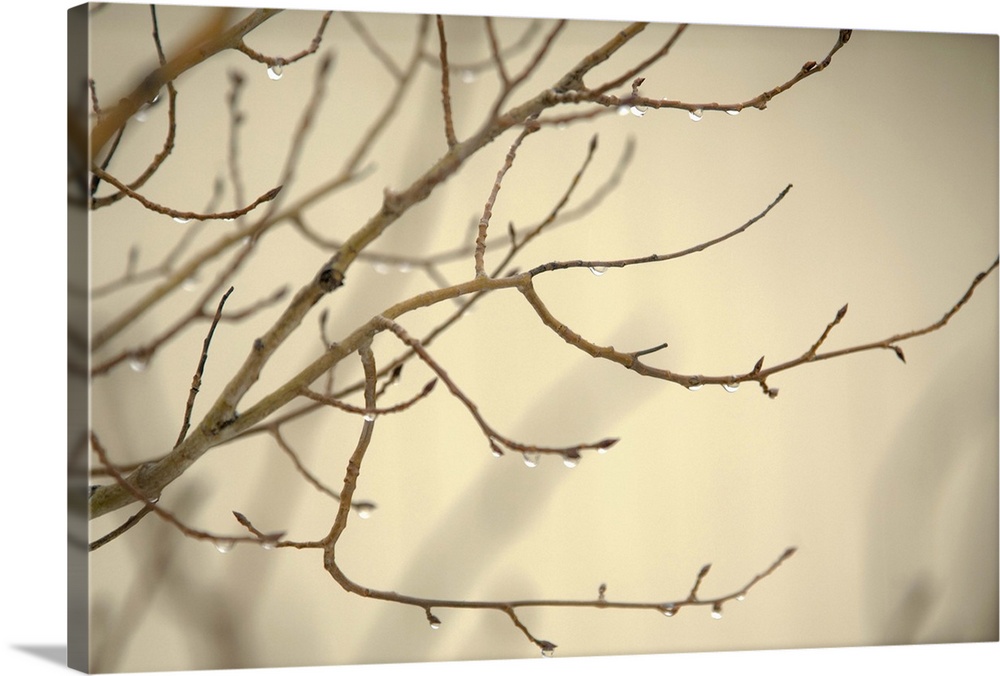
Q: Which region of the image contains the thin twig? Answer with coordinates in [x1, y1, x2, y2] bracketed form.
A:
[174, 286, 234, 448]
[435, 15, 459, 148]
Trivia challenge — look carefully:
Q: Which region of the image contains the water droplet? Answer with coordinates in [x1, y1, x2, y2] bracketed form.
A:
[427, 613, 442, 629]
[396, 262, 412, 273]
[736, 593, 746, 602]
[172, 216, 191, 224]
[540, 647, 555, 658]
[260, 540, 277, 551]
[538, 641, 557, 658]
[362, 411, 377, 422]
[128, 352, 149, 372]
[661, 604, 676, 617]
[267, 62, 284, 80]
[460, 69, 476, 84]
[181, 275, 199, 291]
[688, 108, 703, 122]
[214, 539, 235, 554]
[726, 108, 740, 116]
[711, 603, 723, 620]
[372, 261, 390, 274]
[629, 105, 646, 117]
[722, 381, 740, 393]
[491, 447, 503, 458]
[589, 266, 608, 276]
[522, 452, 540, 468]
[135, 107, 149, 122]
[562, 453, 579, 468]
[617, 105, 630, 116]
[355, 502, 375, 519]
[687, 381, 703, 391]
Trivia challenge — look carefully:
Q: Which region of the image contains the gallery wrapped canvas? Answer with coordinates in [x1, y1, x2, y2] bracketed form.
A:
[67, 2, 997, 673]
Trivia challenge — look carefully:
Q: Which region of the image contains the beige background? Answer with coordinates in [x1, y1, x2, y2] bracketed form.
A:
[83, 3, 997, 672]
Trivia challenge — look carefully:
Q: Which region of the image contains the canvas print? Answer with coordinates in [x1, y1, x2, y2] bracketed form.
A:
[69, 2, 998, 673]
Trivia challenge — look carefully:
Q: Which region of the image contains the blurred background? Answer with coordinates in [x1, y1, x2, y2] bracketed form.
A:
[79, 2, 997, 672]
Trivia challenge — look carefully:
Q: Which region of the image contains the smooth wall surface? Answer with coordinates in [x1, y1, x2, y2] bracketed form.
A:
[82, 3, 997, 672]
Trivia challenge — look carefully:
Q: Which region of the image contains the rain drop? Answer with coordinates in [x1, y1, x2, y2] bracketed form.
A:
[540, 647, 555, 658]
[711, 603, 723, 620]
[722, 381, 740, 393]
[491, 447, 503, 458]
[427, 613, 442, 629]
[363, 411, 377, 422]
[181, 275, 199, 292]
[661, 604, 676, 617]
[629, 105, 646, 117]
[355, 502, 375, 519]
[396, 262, 412, 273]
[736, 593, 746, 602]
[726, 108, 741, 116]
[617, 105, 630, 116]
[267, 61, 284, 80]
[214, 539, 235, 554]
[562, 453, 579, 468]
[460, 69, 476, 84]
[522, 452, 540, 468]
[172, 216, 191, 224]
[589, 266, 608, 276]
[687, 381, 703, 391]
[688, 108, 703, 122]
[128, 352, 149, 372]
[372, 261, 390, 274]
[260, 540, 277, 551]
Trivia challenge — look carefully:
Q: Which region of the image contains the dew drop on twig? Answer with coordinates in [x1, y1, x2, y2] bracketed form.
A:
[688, 108, 703, 122]
[362, 411, 377, 422]
[460, 69, 476, 84]
[214, 539, 235, 554]
[522, 452, 540, 468]
[589, 266, 608, 276]
[711, 603, 723, 620]
[172, 216, 191, 224]
[726, 108, 740, 116]
[128, 352, 149, 372]
[687, 382, 703, 392]
[372, 261, 390, 274]
[722, 381, 740, 393]
[629, 105, 646, 117]
[267, 62, 284, 80]
[355, 502, 375, 519]
[562, 454, 579, 468]
[661, 604, 676, 617]
[617, 105, 630, 116]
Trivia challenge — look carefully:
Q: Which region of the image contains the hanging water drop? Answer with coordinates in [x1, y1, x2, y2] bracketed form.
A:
[562, 453, 580, 468]
[427, 612, 442, 629]
[267, 61, 284, 80]
[687, 380, 703, 391]
[629, 105, 646, 117]
[523, 452, 540, 468]
[460, 69, 476, 84]
[589, 265, 608, 276]
[722, 381, 740, 393]
[725, 108, 740, 116]
[372, 261, 390, 274]
[661, 604, 676, 617]
[172, 216, 191, 224]
[355, 502, 375, 519]
[617, 105, 630, 116]
[396, 262, 412, 273]
[711, 603, 723, 620]
[736, 593, 746, 602]
[260, 540, 277, 551]
[214, 539, 235, 554]
[540, 647, 555, 658]
[688, 108, 703, 122]
[363, 411, 377, 422]
[538, 641, 557, 658]
[181, 274, 199, 291]
[128, 352, 149, 372]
